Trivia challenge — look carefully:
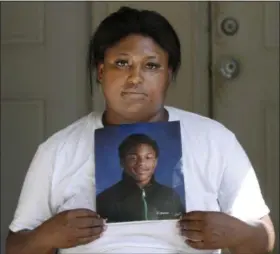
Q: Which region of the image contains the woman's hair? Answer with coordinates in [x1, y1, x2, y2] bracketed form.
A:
[118, 133, 159, 160]
[88, 6, 181, 93]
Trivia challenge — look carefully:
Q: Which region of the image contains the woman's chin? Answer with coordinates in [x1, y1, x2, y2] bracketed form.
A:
[120, 106, 156, 122]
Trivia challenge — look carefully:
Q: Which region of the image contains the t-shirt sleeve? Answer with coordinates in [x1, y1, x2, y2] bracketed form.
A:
[9, 144, 54, 232]
[218, 134, 270, 222]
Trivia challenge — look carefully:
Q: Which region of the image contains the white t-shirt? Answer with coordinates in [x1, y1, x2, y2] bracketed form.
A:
[9, 106, 269, 254]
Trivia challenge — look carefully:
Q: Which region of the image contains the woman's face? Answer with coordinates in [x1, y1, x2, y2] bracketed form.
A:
[98, 34, 171, 122]
[123, 144, 158, 185]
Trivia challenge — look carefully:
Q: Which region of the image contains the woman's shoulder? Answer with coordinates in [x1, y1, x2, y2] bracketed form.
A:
[166, 106, 235, 141]
[40, 111, 102, 151]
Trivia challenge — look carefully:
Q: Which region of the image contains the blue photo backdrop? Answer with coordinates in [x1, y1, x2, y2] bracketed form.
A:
[94, 121, 185, 208]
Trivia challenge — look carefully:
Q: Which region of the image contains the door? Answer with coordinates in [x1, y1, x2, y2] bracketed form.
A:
[1, 2, 92, 252]
[91, 2, 279, 253]
[211, 2, 279, 253]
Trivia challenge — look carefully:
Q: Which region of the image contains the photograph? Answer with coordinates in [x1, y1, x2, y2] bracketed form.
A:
[4, 3, 277, 253]
[94, 121, 185, 223]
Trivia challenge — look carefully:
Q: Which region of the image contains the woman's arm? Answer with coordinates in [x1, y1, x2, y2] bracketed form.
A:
[229, 215, 275, 254]
[218, 133, 275, 253]
[6, 230, 56, 254]
[6, 144, 57, 253]
[7, 208, 105, 254]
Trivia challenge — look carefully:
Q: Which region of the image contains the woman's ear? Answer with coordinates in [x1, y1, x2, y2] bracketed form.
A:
[97, 63, 104, 83]
[168, 69, 174, 83]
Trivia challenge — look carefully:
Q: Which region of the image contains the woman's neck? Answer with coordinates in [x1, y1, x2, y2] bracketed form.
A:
[102, 107, 169, 126]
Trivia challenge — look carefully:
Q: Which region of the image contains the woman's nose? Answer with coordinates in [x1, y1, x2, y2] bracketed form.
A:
[126, 65, 143, 87]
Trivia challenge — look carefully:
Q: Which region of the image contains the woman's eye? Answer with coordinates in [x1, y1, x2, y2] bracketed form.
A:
[115, 60, 129, 67]
[146, 62, 160, 70]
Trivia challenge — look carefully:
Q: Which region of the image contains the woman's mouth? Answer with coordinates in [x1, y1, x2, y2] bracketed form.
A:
[121, 91, 147, 99]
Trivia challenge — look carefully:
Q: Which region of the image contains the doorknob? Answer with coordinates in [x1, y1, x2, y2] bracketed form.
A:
[221, 17, 239, 36]
[219, 58, 240, 80]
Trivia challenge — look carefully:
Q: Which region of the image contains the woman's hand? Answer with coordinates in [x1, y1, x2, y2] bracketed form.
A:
[178, 211, 252, 250]
[35, 209, 106, 250]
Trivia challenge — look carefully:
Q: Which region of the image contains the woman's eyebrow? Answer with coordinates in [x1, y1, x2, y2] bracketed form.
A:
[114, 52, 160, 59]
[116, 53, 130, 56]
[146, 56, 158, 60]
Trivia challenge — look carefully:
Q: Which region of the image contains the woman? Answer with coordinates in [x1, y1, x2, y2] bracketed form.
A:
[96, 133, 185, 222]
[6, 6, 275, 254]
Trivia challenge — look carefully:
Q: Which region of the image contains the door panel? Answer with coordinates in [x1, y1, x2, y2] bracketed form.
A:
[91, 2, 210, 116]
[0, 2, 91, 252]
[211, 2, 279, 253]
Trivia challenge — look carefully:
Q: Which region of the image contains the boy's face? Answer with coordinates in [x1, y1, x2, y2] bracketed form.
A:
[122, 143, 158, 185]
